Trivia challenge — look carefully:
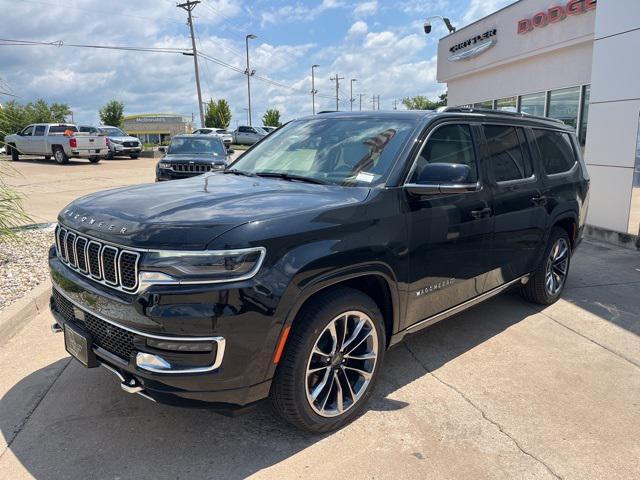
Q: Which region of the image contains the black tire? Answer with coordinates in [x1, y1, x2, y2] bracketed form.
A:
[44, 155, 51, 160]
[106, 151, 114, 160]
[521, 227, 571, 305]
[129, 153, 139, 159]
[270, 287, 386, 433]
[53, 146, 69, 165]
[10, 144, 19, 161]
[89, 157, 101, 163]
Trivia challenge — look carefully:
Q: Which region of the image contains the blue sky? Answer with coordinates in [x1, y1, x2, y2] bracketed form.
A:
[0, 0, 512, 127]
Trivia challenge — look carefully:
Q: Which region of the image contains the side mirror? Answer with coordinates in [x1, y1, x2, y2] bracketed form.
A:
[158, 146, 166, 153]
[405, 163, 479, 196]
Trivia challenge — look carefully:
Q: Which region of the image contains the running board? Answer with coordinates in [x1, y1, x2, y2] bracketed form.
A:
[395, 275, 529, 342]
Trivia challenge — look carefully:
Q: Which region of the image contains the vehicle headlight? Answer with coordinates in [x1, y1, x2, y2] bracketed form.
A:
[139, 247, 266, 285]
[158, 162, 171, 168]
[110, 138, 123, 144]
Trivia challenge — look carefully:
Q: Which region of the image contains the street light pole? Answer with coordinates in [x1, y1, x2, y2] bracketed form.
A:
[311, 64, 319, 114]
[350, 78, 357, 112]
[330, 74, 344, 111]
[245, 34, 257, 126]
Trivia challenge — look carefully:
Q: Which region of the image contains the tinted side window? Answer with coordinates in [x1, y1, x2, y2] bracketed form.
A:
[34, 126, 46, 136]
[533, 129, 576, 175]
[484, 125, 532, 182]
[409, 124, 478, 183]
[22, 126, 34, 136]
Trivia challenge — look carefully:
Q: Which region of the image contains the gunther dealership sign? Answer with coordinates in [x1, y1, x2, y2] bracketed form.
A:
[448, 29, 498, 61]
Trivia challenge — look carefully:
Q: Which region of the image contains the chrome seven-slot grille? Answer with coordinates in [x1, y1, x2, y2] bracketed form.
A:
[52, 289, 134, 360]
[171, 163, 223, 173]
[55, 225, 140, 292]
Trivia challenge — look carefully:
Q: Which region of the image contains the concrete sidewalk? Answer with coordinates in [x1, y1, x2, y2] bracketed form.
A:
[0, 239, 638, 479]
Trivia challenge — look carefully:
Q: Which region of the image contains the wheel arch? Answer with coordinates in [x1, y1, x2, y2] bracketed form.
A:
[551, 211, 579, 247]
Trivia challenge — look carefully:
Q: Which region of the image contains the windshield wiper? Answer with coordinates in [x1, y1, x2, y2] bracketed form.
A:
[222, 168, 256, 177]
[255, 172, 328, 185]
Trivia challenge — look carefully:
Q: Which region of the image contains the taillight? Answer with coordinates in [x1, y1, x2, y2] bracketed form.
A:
[69, 138, 77, 148]
[106, 137, 111, 146]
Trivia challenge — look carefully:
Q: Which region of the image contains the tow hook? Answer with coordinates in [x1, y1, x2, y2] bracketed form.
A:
[51, 322, 63, 333]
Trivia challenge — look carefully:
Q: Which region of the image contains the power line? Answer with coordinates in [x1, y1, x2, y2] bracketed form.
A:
[0, 38, 190, 54]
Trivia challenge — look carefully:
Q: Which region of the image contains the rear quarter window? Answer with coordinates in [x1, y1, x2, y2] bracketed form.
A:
[484, 125, 533, 182]
[532, 129, 576, 175]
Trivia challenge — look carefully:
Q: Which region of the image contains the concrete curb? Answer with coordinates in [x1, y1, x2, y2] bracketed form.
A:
[0, 280, 51, 346]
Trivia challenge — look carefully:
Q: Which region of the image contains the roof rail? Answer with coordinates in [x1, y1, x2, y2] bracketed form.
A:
[441, 106, 566, 125]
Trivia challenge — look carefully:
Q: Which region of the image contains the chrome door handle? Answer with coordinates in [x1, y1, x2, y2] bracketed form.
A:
[470, 207, 492, 219]
[531, 195, 548, 206]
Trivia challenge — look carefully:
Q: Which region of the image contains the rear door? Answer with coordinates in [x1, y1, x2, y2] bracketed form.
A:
[404, 122, 495, 328]
[32, 125, 47, 155]
[481, 124, 547, 290]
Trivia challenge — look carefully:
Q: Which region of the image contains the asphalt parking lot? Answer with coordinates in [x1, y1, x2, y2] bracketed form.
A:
[0, 239, 639, 479]
[1, 153, 239, 223]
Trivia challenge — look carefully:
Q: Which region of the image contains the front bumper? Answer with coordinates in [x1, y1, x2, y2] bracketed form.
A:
[49, 253, 282, 409]
[110, 144, 142, 154]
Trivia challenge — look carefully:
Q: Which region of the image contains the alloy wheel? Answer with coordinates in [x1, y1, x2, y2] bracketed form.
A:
[545, 237, 569, 296]
[305, 310, 378, 418]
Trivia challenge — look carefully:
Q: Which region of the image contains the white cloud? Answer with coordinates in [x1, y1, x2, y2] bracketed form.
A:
[260, 0, 345, 27]
[348, 21, 369, 37]
[354, 1, 378, 18]
[462, 0, 513, 25]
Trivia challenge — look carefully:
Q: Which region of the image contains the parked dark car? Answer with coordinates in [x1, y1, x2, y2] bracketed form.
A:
[156, 134, 231, 181]
[49, 109, 589, 432]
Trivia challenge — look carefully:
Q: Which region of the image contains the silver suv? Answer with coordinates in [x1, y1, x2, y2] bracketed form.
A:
[99, 126, 143, 159]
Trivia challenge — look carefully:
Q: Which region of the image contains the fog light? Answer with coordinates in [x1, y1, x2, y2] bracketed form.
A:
[136, 352, 172, 371]
[146, 338, 213, 352]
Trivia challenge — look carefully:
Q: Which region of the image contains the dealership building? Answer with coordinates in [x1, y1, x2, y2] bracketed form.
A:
[437, 0, 639, 244]
[122, 114, 194, 145]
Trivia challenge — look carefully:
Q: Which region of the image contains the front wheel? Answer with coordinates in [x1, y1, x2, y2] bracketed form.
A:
[129, 153, 139, 159]
[521, 227, 571, 305]
[270, 287, 385, 433]
[9, 145, 19, 161]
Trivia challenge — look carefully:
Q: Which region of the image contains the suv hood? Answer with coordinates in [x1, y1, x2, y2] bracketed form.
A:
[58, 173, 370, 249]
[109, 136, 140, 143]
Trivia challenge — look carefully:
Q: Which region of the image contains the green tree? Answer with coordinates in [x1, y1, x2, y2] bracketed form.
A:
[262, 108, 282, 127]
[205, 99, 232, 129]
[50, 103, 72, 122]
[99, 99, 125, 127]
[401, 92, 447, 110]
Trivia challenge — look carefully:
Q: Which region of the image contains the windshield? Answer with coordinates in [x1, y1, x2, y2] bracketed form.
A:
[168, 137, 226, 155]
[215, 129, 228, 134]
[230, 117, 417, 186]
[100, 127, 127, 137]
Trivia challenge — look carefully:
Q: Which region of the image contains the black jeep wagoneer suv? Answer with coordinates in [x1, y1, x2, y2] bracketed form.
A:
[49, 109, 589, 432]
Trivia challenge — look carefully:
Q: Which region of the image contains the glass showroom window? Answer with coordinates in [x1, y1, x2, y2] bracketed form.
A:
[496, 96, 517, 111]
[579, 85, 591, 146]
[519, 92, 545, 117]
[548, 86, 581, 129]
[474, 100, 494, 109]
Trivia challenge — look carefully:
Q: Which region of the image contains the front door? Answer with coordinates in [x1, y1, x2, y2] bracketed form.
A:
[404, 122, 494, 328]
[14, 125, 34, 153]
[480, 124, 547, 290]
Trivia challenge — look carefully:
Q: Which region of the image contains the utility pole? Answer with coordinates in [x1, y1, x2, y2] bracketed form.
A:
[358, 93, 366, 112]
[371, 95, 376, 110]
[177, 1, 205, 128]
[393, 99, 398, 110]
[311, 64, 319, 114]
[330, 74, 344, 111]
[377, 95, 381, 110]
[350, 78, 357, 112]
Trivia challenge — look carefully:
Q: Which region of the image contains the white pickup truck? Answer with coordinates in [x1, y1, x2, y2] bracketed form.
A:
[5, 123, 108, 164]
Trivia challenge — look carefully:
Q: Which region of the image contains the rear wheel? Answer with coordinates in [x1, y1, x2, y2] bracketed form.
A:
[10, 144, 19, 161]
[270, 287, 385, 433]
[89, 156, 101, 163]
[521, 227, 571, 305]
[53, 146, 69, 165]
[129, 153, 139, 159]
